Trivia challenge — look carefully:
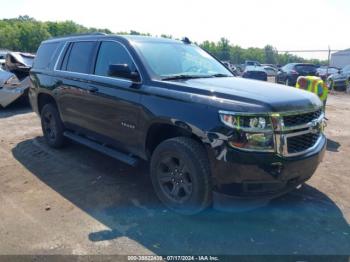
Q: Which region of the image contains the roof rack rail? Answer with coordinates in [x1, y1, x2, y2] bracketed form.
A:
[48, 32, 108, 40]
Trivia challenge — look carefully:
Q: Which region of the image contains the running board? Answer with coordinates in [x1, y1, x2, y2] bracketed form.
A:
[63, 131, 139, 166]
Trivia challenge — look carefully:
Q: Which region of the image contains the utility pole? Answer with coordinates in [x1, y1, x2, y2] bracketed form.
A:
[326, 45, 331, 76]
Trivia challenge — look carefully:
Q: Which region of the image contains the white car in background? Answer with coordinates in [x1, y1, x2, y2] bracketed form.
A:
[263, 65, 278, 77]
[0, 52, 34, 108]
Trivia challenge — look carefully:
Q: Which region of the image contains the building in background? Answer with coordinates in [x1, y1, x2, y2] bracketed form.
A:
[331, 49, 350, 68]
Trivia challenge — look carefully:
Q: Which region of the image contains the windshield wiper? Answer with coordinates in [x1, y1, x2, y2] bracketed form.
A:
[161, 74, 211, 81]
[161, 73, 232, 81]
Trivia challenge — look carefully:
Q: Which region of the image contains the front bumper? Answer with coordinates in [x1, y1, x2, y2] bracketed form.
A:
[334, 79, 348, 88]
[211, 134, 326, 199]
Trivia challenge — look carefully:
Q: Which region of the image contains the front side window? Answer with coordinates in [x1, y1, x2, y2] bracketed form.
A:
[95, 41, 136, 76]
[66, 41, 95, 74]
[133, 41, 232, 79]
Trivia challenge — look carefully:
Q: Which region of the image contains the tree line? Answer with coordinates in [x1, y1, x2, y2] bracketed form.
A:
[0, 16, 325, 65]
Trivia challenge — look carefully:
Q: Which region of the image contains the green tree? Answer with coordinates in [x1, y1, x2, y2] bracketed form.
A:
[0, 15, 327, 65]
[264, 45, 277, 64]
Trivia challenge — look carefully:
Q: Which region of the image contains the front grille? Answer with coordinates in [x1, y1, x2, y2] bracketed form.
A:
[283, 109, 322, 127]
[287, 132, 320, 154]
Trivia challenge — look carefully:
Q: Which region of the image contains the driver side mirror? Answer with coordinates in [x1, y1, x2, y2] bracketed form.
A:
[108, 64, 140, 82]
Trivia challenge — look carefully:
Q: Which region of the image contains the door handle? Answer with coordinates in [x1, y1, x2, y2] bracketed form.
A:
[86, 86, 99, 92]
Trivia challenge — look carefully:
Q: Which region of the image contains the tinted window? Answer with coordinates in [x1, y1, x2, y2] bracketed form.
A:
[66, 41, 95, 73]
[134, 42, 231, 78]
[33, 42, 59, 70]
[295, 64, 317, 72]
[95, 42, 136, 77]
[281, 64, 289, 71]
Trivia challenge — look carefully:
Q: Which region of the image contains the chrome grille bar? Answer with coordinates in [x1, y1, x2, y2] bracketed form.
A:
[272, 108, 325, 157]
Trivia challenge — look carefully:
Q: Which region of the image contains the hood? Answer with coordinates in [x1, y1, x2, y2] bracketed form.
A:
[164, 77, 322, 112]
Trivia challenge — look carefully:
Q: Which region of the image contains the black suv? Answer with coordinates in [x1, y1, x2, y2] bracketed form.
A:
[29, 34, 326, 214]
[277, 63, 317, 86]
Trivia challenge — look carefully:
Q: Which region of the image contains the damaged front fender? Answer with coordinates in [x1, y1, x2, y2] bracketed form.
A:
[0, 70, 30, 108]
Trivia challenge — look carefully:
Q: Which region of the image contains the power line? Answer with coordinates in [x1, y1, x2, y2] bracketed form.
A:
[278, 49, 343, 53]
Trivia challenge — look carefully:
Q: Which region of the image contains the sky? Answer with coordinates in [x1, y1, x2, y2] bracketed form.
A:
[1, 0, 349, 59]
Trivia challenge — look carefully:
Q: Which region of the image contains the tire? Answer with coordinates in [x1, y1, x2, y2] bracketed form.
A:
[40, 103, 65, 148]
[285, 78, 290, 86]
[150, 137, 212, 215]
[327, 79, 334, 90]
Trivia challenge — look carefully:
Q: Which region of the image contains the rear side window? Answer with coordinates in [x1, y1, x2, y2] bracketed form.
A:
[94, 41, 136, 76]
[65, 41, 95, 74]
[33, 42, 60, 70]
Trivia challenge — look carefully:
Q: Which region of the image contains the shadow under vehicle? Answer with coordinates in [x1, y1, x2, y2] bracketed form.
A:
[11, 136, 350, 257]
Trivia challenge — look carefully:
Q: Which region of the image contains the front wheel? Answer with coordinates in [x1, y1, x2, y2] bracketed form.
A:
[150, 137, 212, 215]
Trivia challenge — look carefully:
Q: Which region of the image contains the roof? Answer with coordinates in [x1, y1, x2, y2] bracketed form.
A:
[43, 34, 184, 45]
[332, 49, 350, 56]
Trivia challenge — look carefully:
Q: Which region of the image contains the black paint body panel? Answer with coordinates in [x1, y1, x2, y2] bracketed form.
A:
[29, 35, 325, 198]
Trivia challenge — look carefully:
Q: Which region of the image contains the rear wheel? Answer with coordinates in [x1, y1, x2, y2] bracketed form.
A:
[327, 78, 334, 90]
[40, 103, 65, 148]
[150, 137, 212, 215]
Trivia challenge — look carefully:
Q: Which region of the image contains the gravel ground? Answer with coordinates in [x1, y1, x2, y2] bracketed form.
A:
[0, 93, 349, 256]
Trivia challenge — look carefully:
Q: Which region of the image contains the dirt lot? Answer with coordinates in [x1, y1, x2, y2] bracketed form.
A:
[0, 93, 350, 256]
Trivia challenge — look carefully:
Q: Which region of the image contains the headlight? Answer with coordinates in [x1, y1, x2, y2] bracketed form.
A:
[219, 112, 274, 152]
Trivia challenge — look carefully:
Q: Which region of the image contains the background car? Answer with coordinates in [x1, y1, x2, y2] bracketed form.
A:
[0, 52, 34, 107]
[263, 65, 278, 77]
[327, 65, 350, 91]
[0, 50, 8, 69]
[242, 65, 267, 81]
[4, 52, 34, 79]
[316, 66, 339, 81]
[277, 63, 317, 86]
[221, 61, 239, 76]
[245, 60, 261, 67]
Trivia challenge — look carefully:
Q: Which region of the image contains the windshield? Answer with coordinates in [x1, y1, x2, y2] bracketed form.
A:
[133, 41, 233, 79]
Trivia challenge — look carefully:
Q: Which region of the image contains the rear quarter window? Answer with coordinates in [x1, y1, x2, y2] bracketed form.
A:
[33, 42, 60, 70]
